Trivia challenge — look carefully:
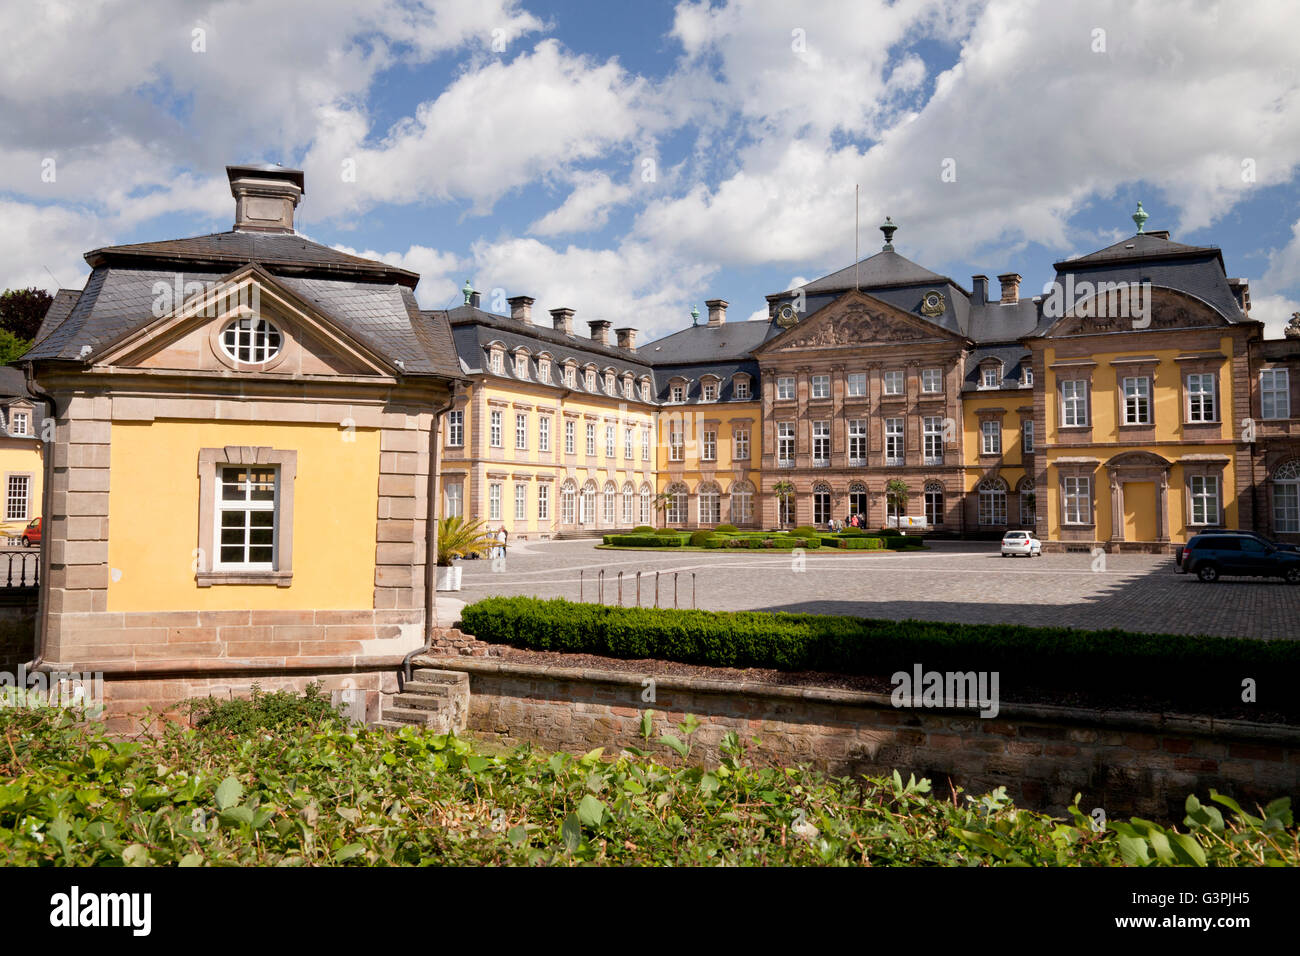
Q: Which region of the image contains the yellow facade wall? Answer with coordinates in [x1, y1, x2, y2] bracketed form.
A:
[655, 402, 763, 487]
[0, 439, 44, 537]
[107, 420, 380, 611]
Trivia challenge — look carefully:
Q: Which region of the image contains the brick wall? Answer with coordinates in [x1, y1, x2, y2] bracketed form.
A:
[428, 656, 1300, 821]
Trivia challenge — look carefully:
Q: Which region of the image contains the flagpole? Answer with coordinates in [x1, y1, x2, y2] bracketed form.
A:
[854, 184, 860, 291]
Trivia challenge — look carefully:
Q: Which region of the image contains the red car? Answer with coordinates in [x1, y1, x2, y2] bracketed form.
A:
[21, 517, 40, 548]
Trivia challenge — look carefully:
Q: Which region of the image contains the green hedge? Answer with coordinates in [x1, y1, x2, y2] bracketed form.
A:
[631, 525, 655, 534]
[821, 535, 885, 550]
[791, 526, 821, 538]
[607, 534, 683, 547]
[715, 524, 739, 533]
[689, 529, 719, 547]
[458, 597, 1300, 717]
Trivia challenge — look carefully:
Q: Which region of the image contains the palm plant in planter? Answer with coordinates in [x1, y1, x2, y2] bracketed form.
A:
[772, 480, 796, 530]
[884, 478, 910, 532]
[436, 516, 494, 591]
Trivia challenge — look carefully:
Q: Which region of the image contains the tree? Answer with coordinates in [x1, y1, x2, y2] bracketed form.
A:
[653, 489, 675, 526]
[0, 288, 53, 342]
[772, 480, 796, 529]
[0, 329, 32, 365]
[885, 479, 911, 528]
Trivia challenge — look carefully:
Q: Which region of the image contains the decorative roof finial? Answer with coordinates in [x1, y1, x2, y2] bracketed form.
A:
[462, 279, 474, 305]
[690, 304, 700, 326]
[1132, 201, 1148, 234]
[880, 215, 898, 251]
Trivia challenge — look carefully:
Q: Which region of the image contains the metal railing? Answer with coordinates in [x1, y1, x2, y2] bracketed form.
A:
[0, 550, 39, 588]
[579, 568, 696, 609]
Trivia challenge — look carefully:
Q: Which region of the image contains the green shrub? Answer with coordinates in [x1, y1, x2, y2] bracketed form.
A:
[187, 682, 341, 735]
[458, 597, 1300, 718]
[715, 524, 739, 533]
[655, 528, 674, 535]
[702, 536, 728, 549]
[689, 529, 718, 547]
[632, 525, 655, 534]
[840, 527, 866, 536]
[792, 526, 821, 538]
[608, 534, 683, 548]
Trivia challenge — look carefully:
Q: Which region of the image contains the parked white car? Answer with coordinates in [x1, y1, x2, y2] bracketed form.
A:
[1000, 530, 1042, 557]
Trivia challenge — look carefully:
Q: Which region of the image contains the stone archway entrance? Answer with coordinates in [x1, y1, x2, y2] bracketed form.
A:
[1105, 451, 1171, 548]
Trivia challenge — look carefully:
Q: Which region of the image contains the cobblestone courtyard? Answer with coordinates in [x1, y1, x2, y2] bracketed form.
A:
[447, 539, 1297, 640]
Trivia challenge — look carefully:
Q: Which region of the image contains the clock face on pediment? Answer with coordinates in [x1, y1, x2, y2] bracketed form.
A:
[770, 299, 934, 351]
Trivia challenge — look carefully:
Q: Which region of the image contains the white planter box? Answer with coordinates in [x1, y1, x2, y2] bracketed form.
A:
[436, 565, 462, 592]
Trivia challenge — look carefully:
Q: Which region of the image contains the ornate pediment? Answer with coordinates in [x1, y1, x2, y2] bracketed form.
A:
[1048, 286, 1226, 336]
[765, 296, 938, 352]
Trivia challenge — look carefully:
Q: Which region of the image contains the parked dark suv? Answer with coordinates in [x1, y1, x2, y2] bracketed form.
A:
[1176, 531, 1300, 583]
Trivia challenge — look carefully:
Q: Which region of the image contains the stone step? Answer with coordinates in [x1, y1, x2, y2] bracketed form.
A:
[411, 668, 468, 686]
[383, 706, 435, 726]
[392, 692, 448, 712]
[401, 680, 456, 697]
[369, 720, 413, 731]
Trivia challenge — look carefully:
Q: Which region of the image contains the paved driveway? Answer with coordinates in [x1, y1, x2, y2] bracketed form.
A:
[452, 539, 1297, 640]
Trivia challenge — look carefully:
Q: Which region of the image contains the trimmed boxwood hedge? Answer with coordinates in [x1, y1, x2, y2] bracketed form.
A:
[458, 597, 1300, 717]
[689, 529, 719, 547]
[821, 535, 885, 550]
[607, 534, 683, 547]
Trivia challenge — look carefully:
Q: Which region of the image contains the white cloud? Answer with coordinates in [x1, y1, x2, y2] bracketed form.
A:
[530, 171, 634, 236]
[330, 242, 467, 308]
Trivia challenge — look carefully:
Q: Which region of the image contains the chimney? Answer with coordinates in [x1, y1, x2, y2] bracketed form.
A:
[997, 273, 1021, 305]
[550, 307, 574, 335]
[227, 164, 304, 234]
[706, 298, 728, 327]
[971, 275, 988, 305]
[508, 295, 534, 324]
[469, 290, 482, 309]
[588, 320, 611, 346]
[615, 327, 637, 351]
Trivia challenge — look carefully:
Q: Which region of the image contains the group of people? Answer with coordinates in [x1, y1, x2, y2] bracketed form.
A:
[487, 526, 508, 560]
[828, 514, 867, 532]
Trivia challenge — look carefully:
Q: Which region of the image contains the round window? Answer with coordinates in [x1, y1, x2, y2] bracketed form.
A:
[221, 317, 282, 364]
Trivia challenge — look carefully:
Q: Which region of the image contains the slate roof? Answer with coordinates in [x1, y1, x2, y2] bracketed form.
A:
[32, 289, 81, 348]
[797, 248, 953, 293]
[1056, 232, 1223, 268]
[639, 320, 775, 364]
[0, 366, 33, 399]
[962, 345, 1034, 392]
[27, 236, 461, 379]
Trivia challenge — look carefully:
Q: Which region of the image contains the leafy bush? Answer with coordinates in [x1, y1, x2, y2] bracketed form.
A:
[689, 529, 718, 547]
[821, 536, 884, 550]
[1, 705, 1292, 866]
[840, 527, 867, 537]
[715, 524, 739, 533]
[459, 597, 1300, 717]
[187, 683, 342, 735]
[792, 526, 821, 538]
[632, 526, 655, 534]
[607, 535, 683, 548]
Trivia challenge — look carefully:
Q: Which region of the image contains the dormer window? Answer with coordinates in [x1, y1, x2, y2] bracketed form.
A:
[622, 373, 633, 397]
[7, 411, 29, 436]
[641, 381, 651, 402]
[221, 316, 282, 364]
[584, 369, 596, 391]
[564, 364, 576, 388]
[605, 370, 615, 393]
[734, 377, 751, 400]
[490, 350, 504, 375]
[671, 383, 685, 403]
[515, 352, 529, 379]
[1021, 366, 1034, 387]
[981, 364, 1001, 389]
[702, 380, 718, 402]
[538, 358, 551, 383]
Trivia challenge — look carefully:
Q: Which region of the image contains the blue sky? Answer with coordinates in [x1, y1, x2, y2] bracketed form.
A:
[3, 0, 1299, 339]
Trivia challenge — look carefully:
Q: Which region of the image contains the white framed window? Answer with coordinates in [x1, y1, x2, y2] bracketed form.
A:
[489, 410, 502, 448]
[560, 483, 576, 524]
[446, 410, 464, 447]
[515, 483, 527, 521]
[581, 483, 596, 524]
[1186, 373, 1218, 422]
[777, 422, 795, 466]
[625, 427, 634, 459]
[539, 416, 551, 452]
[812, 421, 830, 465]
[605, 371, 615, 394]
[923, 416, 944, 465]
[1189, 475, 1220, 526]
[813, 488, 831, 525]
[221, 316, 282, 364]
[515, 413, 528, 450]
[490, 350, 503, 375]
[981, 365, 1000, 389]
[622, 484, 635, 524]
[978, 478, 1007, 526]
[698, 486, 720, 524]
[515, 353, 529, 379]
[702, 381, 718, 402]
[623, 375, 633, 398]
[1023, 420, 1034, 453]
[585, 369, 597, 391]
[640, 485, 652, 524]
[538, 484, 550, 520]
[846, 372, 867, 398]
[216, 465, 277, 569]
[1061, 380, 1089, 427]
[885, 418, 904, 465]
[488, 482, 502, 520]
[1262, 369, 1290, 420]
[734, 378, 751, 400]
[1062, 476, 1091, 525]
[924, 482, 944, 527]
[5, 474, 29, 521]
[1021, 367, 1034, 387]
[883, 370, 904, 396]
[564, 420, 575, 455]
[641, 427, 650, 461]
[669, 428, 684, 462]
[606, 424, 615, 458]
[604, 483, 616, 523]
[848, 420, 867, 465]
[1019, 480, 1036, 526]
[641, 381, 651, 402]
[7, 411, 29, 436]
[670, 383, 685, 403]
[586, 423, 597, 456]
[444, 482, 463, 518]
[811, 374, 830, 399]
[1272, 460, 1300, 533]
[702, 430, 717, 461]
[921, 368, 942, 394]
[538, 358, 551, 383]
[665, 486, 686, 524]
[1123, 376, 1152, 425]
[777, 376, 795, 400]
[564, 365, 576, 388]
[734, 428, 750, 460]
[981, 420, 1002, 455]
[731, 487, 753, 524]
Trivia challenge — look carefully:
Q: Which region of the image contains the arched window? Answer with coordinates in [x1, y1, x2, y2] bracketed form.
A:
[665, 482, 689, 524]
[580, 480, 597, 525]
[729, 479, 754, 525]
[560, 479, 577, 525]
[603, 481, 617, 524]
[812, 482, 832, 525]
[924, 481, 944, 527]
[848, 481, 868, 520]
[640, 482, 653, 525]
[698, 481, 721, 525]
[1018, 477, 1036, 527]
[622, 482, 635, 524]
[978, 477, 1008, 526]
[1273, 459, 1300, 533]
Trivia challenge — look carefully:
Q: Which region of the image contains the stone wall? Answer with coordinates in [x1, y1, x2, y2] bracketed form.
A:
[0, 590, 38, 673]
[426, 656, 1300, 821]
